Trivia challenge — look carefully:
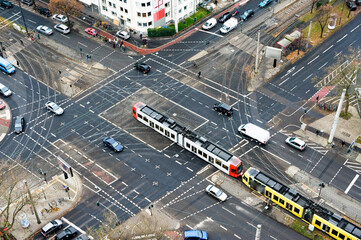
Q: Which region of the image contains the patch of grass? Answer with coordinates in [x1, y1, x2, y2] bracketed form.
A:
[356, 136, 361, 144]
[290, 220, 325, 240]
[340, 111, 352, 120]
[178, 8, 210, 31]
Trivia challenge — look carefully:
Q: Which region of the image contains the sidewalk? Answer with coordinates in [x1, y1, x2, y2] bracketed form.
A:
[10, 173, 83, 239]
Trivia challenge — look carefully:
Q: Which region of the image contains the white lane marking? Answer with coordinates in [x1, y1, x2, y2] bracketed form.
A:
[350, 25, 360, 32]
[60, 34, 70, 39]
[344, 174, 359, 194]
[186, 167, 193, 172]
[61, 217, 88, 235]
[278, 77, 289, 86]
[186, 224, 193, 229]
[270, 236, 278, 240]
[175, 160, 182, 165]
[308, 55, 319, 65]
[329, 167, 342, 185]
[28, 19, 36, 24]
[318, 62, 328, 70]
[198, 28, 224, 37]
[303, 73, 313, 82]
[336, 34, 348, 43]
[322, 45, 333, 53]
[290, 85, 297, 91]
[222, 206, 236, 216]
[78, 42, 88, 48]
[234, 234, 241, 239]
[335, 51, 342, 58]
[144, 197, 151, 202]
[220, 225, 227, 231]
[261, 148, 291, 164]
[291, 66, 304, 76]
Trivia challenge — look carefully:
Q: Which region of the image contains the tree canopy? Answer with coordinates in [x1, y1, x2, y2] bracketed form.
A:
[49, 0, 84, 27]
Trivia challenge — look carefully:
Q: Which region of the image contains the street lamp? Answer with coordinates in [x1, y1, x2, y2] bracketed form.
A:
[17, 0, 29, 36]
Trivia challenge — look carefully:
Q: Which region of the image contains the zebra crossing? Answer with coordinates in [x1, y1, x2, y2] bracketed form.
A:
[279, 129, 329, 155]
[344, 159, 361, 174]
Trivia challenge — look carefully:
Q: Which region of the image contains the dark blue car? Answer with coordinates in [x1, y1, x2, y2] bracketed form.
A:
[259, 0, 273, 8]
[184, 230, 208, 240]
[103, 137, 124, 152]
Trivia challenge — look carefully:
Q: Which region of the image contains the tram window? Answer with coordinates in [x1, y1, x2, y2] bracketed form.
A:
[186, 143, 190, 148]
[215, 159, 222, 166]
[331, 229, 338, 237]
[203, 152, 207, 158]
[243, 176, 248, 182]
[155, 124, 159, 130]
[171, 133, 175, 139]
[150, 121, 154, 128]
[143, 116, 148, 122]
[279, 198, 285, 205]
[231, 169, 237, 174]
[192, 146, 197, 153]
[223, 164, 228, 171]
[315, 220, 321, 226]
[338, 233, 345, 240]
[209, 156, 214, 163]
[198, 149, 203, 155]
[165, 130, 170, 137]
[137, 113, 142, 119]
[286, 202, 292, 211]
[294, 208, 300, 214]
[160, 127, 164, 133]
[273, 195, 279, 201]
[265, 190, 272, 198]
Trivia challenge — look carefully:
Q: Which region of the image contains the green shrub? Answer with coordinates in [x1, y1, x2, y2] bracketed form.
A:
[148, 25, 176, 37]
[316, 0, 329, 8]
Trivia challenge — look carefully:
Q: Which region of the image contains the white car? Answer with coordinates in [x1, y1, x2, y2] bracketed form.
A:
[202, 18, 217, 30]
[54, 24, 70, 34]
[285, 137, 307, 151]
[36, 25, 53, 35]
[206, 185, 227, 201]
[52, 14, 68, 23]
[116, 30, 130, 40]
[45, 101, 64, 115]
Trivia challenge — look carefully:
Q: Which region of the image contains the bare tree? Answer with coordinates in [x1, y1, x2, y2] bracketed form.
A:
[0, 162, 30, 239]
[48, 0, 84, 28]
[311, 0, 318, 13]
[316, 4, 333, 38]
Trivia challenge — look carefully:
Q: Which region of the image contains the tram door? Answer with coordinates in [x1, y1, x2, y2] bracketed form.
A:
[177, 134, 183, 147]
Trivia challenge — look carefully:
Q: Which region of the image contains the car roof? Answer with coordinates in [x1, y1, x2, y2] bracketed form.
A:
[292, 137, 305, 145]
[184, 230, 202, 238]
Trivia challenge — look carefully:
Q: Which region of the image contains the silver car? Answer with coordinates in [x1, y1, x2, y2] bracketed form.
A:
[285, 137, 307, 151]
[206, 185, 227, 201]
[45, 101, 64, 115]
[54, 24, 70, 34]
[52, 14, 68, 23]
[116, 30, 130, 40]
[36, 25, 53, 35]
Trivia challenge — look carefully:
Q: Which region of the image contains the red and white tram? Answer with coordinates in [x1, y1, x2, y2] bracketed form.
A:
[132, 102, 243, 178]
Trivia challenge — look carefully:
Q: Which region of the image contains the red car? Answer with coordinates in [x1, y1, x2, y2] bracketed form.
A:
[85, 27, 97, 36]
[0, 101, 5, 110]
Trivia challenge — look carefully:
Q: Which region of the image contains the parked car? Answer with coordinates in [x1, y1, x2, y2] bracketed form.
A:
[84, 27, 97, 36]
[202, 18, 217, 30]
[0, 101, 5, 110]
[346, 0, 357, 10]
[259, 0, 273, 8]
[54, 24, 70, 34]
[52, 14, 68, 23]
[220, 17, 238, 34]
[45, 101, 64, 115]
[213, 102, 233, 116]
[0, 83, 12, 97]
[41, 219, 63, 237]
[103, 137, 124, 152]
[116, 30, 130, 40]
[55, 226, 78, 240]
[21, 0, 33, 6]
[0, 57, 16, 74]
[206, 185, 227, 201]
[240, 9, 254, 21]
[134, 62, 151, 73]
[14, 116, 25, 134]
[184, 230, 208, 240]
[0, 0, 12, 8]
[38, 8, 51, 17]
[285, 137, 307, 151]
[36, 25, 53, 35]
[218, 12, 232, 23]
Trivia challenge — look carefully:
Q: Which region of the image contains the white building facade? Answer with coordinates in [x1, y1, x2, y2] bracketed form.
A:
[80, 0, 202, 34]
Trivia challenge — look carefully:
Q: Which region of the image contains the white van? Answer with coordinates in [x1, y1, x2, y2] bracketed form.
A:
[0, 83, 12, 97]
[238, 123, 270, 144]
[220, 17, 237, 34]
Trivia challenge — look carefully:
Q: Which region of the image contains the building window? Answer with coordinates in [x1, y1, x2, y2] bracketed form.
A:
[143, 22, 147, 27]
[125, 9, 128, 13]
[108, 2, 111, 6]
[120, 7, 123, 11]
[137, 12, 141, 16]
[138, 22, 142, 26]
[102, 6, 107, 11]
[186, 142, 190, 148]
[165, 11, 170, 17]
[147, 2, 150, 6]
[102, 0, 105, 3]
[184, 5, 187, 10]
[111, 11, 116, 15]
[142, 13, 146, 17]
[127, 18, 131, 22]
[124, 0, 126, 2]
[165, 2, 169, 7]
[148, 12, 151, 16]
[178, 9, 181, 13]
[113, 3, 116, 8]
[141, 2, 145, 7]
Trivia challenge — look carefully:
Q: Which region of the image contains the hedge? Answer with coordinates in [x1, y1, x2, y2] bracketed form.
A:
[148, 25, 176, 37]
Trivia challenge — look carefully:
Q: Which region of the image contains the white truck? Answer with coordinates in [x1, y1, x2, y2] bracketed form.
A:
[220, 17, 237, 34]
[238, 123, 270, 144]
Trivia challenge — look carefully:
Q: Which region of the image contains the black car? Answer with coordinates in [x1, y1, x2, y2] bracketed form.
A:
[0, 0, 12, 8]
[134, 62, 151, 73]
[213, 102, 233, 116]
[55, 226, 78, 240]
[38, 8, 51, 17]
[240, 9, 254, 21]
[21, 0, 33, 5]
[14, 116, 25, 134]
[218, 12, 232, 23]
[346, 0, 357, 10]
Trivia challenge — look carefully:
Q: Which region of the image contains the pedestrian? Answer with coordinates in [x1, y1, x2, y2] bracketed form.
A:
[193, 62, 197, 68]
[331, 142, 335, 148]
[20, 39, 24, 46]
[0, 51, 3, 58]
[316, 130, 319, 136]
[215, 0, 218, 5]
[316, 95, 319, 102]
[121, 45, 125, 52]
[341, 140, 345, 147]
[16, 60, 19, 67]
[198, 71, 201, 78]
[140, 33, 143, 40]
[113, 42, 116, 48]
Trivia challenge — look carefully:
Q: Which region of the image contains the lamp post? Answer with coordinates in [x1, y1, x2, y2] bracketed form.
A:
[17, 0, 29, 36]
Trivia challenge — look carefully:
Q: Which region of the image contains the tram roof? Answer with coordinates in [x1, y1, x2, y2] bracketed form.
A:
[139, 104, 238, 163]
